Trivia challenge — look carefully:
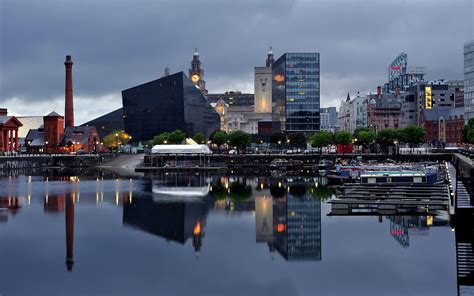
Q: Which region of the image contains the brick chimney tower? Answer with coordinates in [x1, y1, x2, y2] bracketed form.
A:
[64, 55, 74, 128]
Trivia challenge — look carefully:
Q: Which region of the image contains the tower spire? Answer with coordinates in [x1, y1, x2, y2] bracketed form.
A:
[266, 46, 274, 67]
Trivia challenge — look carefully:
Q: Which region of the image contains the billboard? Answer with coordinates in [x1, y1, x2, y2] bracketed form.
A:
[425, 86, 432, 109]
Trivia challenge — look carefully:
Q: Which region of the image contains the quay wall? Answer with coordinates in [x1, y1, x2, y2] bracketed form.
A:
[144, 153, 453, 168]
[0, 154, 118, 171]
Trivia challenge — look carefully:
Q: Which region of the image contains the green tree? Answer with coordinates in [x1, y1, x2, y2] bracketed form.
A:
[192, 132, 206, 144]
[335, 131, 352, 154]
[168, 129, 186, 144]
[310, 184, 334, 201]
[102, 130, 131, 151]
[353, 127, 371, 139]
[288, 132, 307, 148]
[375, 128, 396, 154]
[270, 132, 286, 145]
[229, 181, 252, 201]
[461, 118, 474, 144]
[357, 130, 375, 153]
[309, 131, 333, 154]
[227, 130, 251, 150]
[152, 132, 169, 145]
[211, 131, 227, 148]
[401, 125, 426, 150]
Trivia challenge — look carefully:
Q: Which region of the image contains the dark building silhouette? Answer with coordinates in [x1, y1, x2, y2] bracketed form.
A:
[81, 108, 124, 139]
[123, 197, 210, 253]
[122, 72, 220, 141]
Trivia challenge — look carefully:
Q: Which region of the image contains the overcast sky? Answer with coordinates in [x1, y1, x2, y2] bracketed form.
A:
[1, 0, 473, 124]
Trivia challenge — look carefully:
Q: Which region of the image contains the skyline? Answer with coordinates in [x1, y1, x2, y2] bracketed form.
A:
[1, 0, 473, 124]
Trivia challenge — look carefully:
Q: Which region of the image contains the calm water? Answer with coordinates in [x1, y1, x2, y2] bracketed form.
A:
[0, 171, 457, 296]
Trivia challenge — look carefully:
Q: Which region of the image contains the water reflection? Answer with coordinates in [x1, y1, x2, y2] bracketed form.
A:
[388, 215, 449, 248]
[0, 172, 458, 295]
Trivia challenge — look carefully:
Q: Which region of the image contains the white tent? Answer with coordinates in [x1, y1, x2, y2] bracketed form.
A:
[151, 144, 212, 155]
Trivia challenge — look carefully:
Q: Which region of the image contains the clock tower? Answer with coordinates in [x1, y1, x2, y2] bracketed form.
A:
[189, 48, 207, 94]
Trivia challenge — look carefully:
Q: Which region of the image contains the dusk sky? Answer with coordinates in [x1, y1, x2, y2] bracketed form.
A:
[1, 0, 473, 124]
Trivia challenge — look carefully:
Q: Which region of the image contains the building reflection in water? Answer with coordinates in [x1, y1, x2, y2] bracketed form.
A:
[388, 215, 449, 248]
[124, 172, 213, 255]
[0, 195, 22, 223]
[65, 192, 75, 271]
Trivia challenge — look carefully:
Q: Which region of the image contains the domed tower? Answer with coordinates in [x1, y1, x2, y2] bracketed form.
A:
[189, 48, 207, 94]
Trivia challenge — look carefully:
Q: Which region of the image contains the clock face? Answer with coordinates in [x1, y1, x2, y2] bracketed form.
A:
[191, 74, 200, 82]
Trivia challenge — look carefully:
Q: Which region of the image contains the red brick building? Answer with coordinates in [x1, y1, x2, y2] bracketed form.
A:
[43, 111, 64, 153]
[0, 108, 23, 152]
[420, 108, 464, 145]
[367, 93, 401, 130]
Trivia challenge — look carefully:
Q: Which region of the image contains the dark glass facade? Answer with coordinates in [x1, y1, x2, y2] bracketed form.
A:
[122, 72, 220, 141]
[81, 108, 124, 139]
[272, 53, 320, 132]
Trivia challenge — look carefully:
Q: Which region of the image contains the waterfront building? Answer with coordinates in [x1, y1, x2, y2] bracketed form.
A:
[43, 111, 64, 153]
[206, 91, 254, 106]
[0, 108, 23, 152]
[320, 107, 338, 131]
[122, 71, 220, 142]
[367, 90, 401, 131]
[25, 126, 45, 153]
[81, 108, 124, 139]
[400, 81, 456, 127]
[188, 48, 207, 95]
[465, 40, 474, 122]
[420, 108, 464, 145]
[338, 94, 351, 132]
[225, 105, 271, 134]
[350, 92, 368, 132]
[383, 52, 426, 94]
[59, 126, 100, 153]
[16, 116, 43, 139]
[272, 53, 320, 132]
[254, 48, 274, 114]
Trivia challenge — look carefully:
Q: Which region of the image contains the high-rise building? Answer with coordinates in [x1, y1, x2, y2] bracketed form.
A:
[465, 40, 474, 122]
[384, 52, 426, 94]
[320, 107, 338, 130]
[188, 48, 207, 94]
[254, 48, 274, 113]
[272, 53, 320, 132]
[122, 72, 220, 141]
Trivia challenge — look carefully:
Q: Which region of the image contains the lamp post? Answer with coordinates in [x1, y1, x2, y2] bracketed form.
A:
[278, 140, 281, 154]
[44, 141, 49, 154]
[129, 136, 132, 154]
[115, 133, 119, 153]
[393, 140, 398, 155]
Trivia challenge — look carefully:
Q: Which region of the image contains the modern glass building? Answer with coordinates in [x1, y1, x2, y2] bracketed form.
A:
[272, 53, 320, 132]
[465, 40, 474, 123]
[122, 72, 220, 142]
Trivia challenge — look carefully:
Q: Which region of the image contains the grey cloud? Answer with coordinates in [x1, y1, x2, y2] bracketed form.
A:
[1, 0, 473, 121]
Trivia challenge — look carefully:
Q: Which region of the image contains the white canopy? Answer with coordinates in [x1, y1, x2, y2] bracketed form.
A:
[151, 144, 212, 155]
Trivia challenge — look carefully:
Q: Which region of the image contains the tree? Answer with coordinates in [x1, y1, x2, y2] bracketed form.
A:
[309, 131, 333, 154]
[102, 130, 131, 151]
[193, 132, 206, 144]
[462, 118, 474, 144]
[335, 131, 352, 154]
[401, 125, 425, 150]
[288, 132, 307, 148]
[211, 131, 227, 148]
[270, 132, 286, 146]
[353, 127, 371, 139]
[168, 129, 186, 144]
[375, 128, 396, 154]
[357, 130, 375, 153]
[152, 132, 169, 145]
[227, 130, 251, 150]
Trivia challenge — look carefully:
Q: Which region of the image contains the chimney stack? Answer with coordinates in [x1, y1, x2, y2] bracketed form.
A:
[64, 55, 74, 128]
[377, 86, 381, 96]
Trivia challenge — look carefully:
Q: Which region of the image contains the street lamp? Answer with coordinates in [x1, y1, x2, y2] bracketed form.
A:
[128, 136, 132, 154]
[44, 140, 49, 154]
[115, 133, 119, 153]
